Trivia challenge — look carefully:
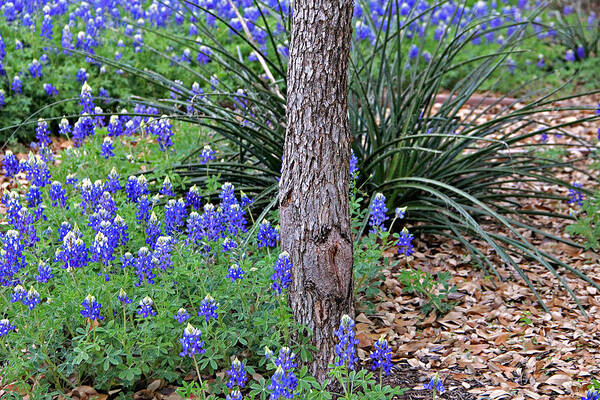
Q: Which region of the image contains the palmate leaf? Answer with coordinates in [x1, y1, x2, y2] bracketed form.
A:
[15, 0, 600, 312]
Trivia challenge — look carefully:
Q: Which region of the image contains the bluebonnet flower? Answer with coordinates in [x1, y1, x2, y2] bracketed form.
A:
[224, 204, 247, 238]
[537, 54, 545, 68]
[81, 294, 104, 321]
[370, 337, 393, 375]
[44, 83, 59, 96]
[58, 222, 72, 241]
[107, 115, 123, 137]
[125, 175, 148, 203]
[134, 247, 156, 286]
[334, 315, 359, 370]
[596, 102, 600, 115]
[198, 294, 219, 322]
[271, 252, 292, 295]
[79, 82, 94, 114]
[425, 373, 445, 394]
[369, 193, 388, 233]
[395, 207, 407, 219]
[3, 151, 20, 178]
[153, 236, 174, 271]
[61, 172, 77, 187]
[34, 261, 54, 283]
[506, 57, 516, 73]
[227, 263, 245, 282]
[26, 185, 44, 216]
[227, 358, 248, 389]
[137, 296, 157, 318]
[91, 231, 113, 266]
[226, 391, 242, 400]
[240, 191, 254, 209]
[409, 44, 419, 59]
[582, 390, 600, 400]
[199, 144, 216, 164]
[73, 115, 96, 147]
[23, 154, 51, 187]
[62, 25, 73, 54]
[0, 90, 5, 108]
[197, 45, 212, 64]
[118, 288, 133, 304]
[1, 231, 27, 285]
[185, 185, 202, 210]
[568, 182, 584, 206]
[161, 176, 174, 196]
[397, 227, 415, 256]
[29, 59, 43, 78]
[59, 118, 71, 136]
[179, 323, 205, 358]
[349, 151, 359, 180]
[11, 285, 26, 303]
[152, 116, 175, 151]
[23, 287, 42, 310]
[49, 181, 67, 208]
[174, 308, 191, 323]
[121, 252, 135, 269]
[222, 237, 238, 253]
[565, 49, 575, 62]
[11, 76, 22, 94]
[35, 119, 51, 147]
[56, 230, 88, 270]
[165, 198, 187, 235]
[268, 347, 298, 399]
[79, 178, 103, 214]
[146, 212, 162, 249]
[105, 168, 121, 193]
[576, 46, 586, 60]
[0, 319, 15, 337]
[15, 40, 23, 50]
[41, 14, 53, 41]
[77, 68, 87, 84]
[136, 195, 151, 224]
[210, 75, 219, 91]
[257, 220, 279, 248]
[93, 107, 105, 127]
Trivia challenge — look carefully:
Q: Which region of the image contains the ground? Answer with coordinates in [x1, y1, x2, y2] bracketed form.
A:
[355, 94, 600, 400]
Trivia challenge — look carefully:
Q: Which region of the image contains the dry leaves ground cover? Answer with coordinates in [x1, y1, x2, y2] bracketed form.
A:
[356, 94, 600, 400]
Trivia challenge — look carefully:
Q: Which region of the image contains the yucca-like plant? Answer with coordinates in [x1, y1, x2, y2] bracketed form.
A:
[549, 0, 599, 58]
[15, 0, 600, 312]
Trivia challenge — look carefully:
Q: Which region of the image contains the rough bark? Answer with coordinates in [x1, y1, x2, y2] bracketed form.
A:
[279, 0, 355, 382]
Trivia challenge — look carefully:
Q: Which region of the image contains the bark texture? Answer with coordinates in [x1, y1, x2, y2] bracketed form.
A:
[279, 0, 355, 382]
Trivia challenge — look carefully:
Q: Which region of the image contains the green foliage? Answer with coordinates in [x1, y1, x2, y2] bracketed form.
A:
[566, 191, 600, 249]
[550, 0, 599, 58]
[397, 268, 457, 315]
[325, 364, 407, 400]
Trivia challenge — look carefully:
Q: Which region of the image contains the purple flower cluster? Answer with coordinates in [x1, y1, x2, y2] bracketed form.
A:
[271, 252, 292, 295]
[179, 323, 205, 358]
[81, 294, 104, 321]
[198, 294, 219, 322]
[257, 220, 279, 248]
[369, 193, 388, 233]
[334, 315, 359, 370]
[370, 337, 393, 375]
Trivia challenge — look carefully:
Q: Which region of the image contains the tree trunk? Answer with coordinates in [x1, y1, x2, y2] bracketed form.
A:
[279, 0, 354, 382]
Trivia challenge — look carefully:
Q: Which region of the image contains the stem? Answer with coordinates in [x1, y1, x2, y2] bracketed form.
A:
[122, 303, 127, 347]
[192, 355, 207, 400]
